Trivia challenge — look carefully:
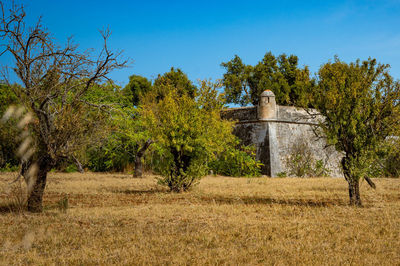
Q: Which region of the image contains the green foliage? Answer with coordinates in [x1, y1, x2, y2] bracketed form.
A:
[86, 134, 135, 172]
[284, 140, 330, 177]
[0, 84, 19, 113]
[370, 138, 400, 178]
[0, 163, 19, 172]
[276, 172, 287, 178]
[83, 69, 197, 174]
[64, 164, 78, 173]
[313, 57, 400, 204]
[209, 145, 262, 177]
[313, 160, 331, 177]
[81, 69, 199, 174]
[82, 82, 124, 105]
[141, 81, 236, 191]
[221, 52, 315, 106]
[67, 81, 152, 174]
[152, 67, 197, 100]
[384, 139, 400, 177]
[122, 75, 153, 106]
[314, 57, 400, 176]
[0, 84, 20, 170]
[65, 82, 133, 172]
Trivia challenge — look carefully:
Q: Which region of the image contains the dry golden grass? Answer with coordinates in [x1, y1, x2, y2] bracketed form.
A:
[0, 172, 399, 265]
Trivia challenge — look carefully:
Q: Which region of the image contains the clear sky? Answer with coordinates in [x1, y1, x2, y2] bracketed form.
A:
[2, 0, 400, 87]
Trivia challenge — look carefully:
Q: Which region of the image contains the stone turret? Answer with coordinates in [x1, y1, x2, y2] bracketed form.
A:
[258, 90, 277, 120]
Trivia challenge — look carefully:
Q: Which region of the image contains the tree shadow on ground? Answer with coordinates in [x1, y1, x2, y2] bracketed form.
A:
[0, 203, 26, 214]
[114, 188, 349, 207]
[113, 188, 169, 195]
[196, 195, 348, 207]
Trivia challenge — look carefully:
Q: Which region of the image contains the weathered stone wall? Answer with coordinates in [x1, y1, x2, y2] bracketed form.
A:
[224, 105, 343, 177]
[221, 107, 257, 121]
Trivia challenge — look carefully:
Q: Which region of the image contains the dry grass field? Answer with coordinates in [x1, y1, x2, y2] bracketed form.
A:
[0, 172, 399, 265]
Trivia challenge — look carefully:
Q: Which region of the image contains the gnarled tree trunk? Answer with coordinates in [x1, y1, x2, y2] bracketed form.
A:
[134, 139, 153, 178]
[342, 157, 362, 206]
[347, 178, 361, 206]
[27, 156, 52, 212]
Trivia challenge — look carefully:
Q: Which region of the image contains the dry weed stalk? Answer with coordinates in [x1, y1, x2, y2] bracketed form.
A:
[1, 105, 38, 212]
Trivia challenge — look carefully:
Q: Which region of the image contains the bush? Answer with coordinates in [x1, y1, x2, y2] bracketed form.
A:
[285, 140, 330, 177]
[209, 145, 262, 177]
[385, 149, 400, 177]
[371, 138, 400, 178]
[85, 133, 136, 172]
[0, 163, 19, 172]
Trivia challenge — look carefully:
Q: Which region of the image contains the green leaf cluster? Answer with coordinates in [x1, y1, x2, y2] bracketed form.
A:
[0, 84, 20, 169]
[221, 52, 315, 106]
[122, 67, 197, 107]
[122, 75, 153, 107]
[209, 144, 262, 177]
[140, 81, 237, 191]
[313, 57, 400, 183]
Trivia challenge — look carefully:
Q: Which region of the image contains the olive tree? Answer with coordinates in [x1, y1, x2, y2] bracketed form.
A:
[313, 57, 400, 206]
[0, 2, 127, 212]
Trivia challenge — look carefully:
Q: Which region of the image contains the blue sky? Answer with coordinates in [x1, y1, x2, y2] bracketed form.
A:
[2, 0, 400, 87]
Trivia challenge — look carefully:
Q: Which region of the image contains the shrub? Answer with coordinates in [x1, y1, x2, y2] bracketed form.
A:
[371, 138, 400, 178]
[285, 139, 330, 177]
[209, 145, 262, 177]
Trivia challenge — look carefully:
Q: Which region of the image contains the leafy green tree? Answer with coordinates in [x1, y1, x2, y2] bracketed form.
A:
[221, 52, 314, 106]
[140, 80, 236, 192]
[123, 68, 196, 107]
[108, 106, 153, 177]
[313, 57, 400, 206]
[122, 75, 153, 107]
[117, 68, 197, 177]
[152, 67, 197, 100]
[91, 67, 196, 177]
[85, 126, 137, 172]
[74, 83, 133, 173]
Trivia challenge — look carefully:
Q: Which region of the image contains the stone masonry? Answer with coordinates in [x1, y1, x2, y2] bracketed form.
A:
[221, 90, 343, 177]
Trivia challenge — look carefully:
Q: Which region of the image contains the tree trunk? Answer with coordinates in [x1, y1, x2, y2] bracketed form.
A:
[27, 156, 51, 212]
[134, 139, 153, 178]
[27, 168, 48, 212]
[341, 157, 362, 206]
[134, 156, 144, 178]
[348, 179, 362, 206]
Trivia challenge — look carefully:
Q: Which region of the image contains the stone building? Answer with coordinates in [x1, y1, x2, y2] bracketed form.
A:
[221, 90, 343, 177]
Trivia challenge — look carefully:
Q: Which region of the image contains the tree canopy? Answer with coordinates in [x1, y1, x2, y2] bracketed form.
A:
[152, 67, 197, 100]
[139, 80, 236, 191]
[122, 75, 153, 107]
[312, 56, 400, 205]
[221, 52, 315, 107]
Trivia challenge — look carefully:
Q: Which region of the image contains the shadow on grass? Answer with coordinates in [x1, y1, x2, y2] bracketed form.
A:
[113, 187, 347, 207]
[0, 202, 26, 213]
[196, 195, 347, 207]
[113, 188, 169, 195]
